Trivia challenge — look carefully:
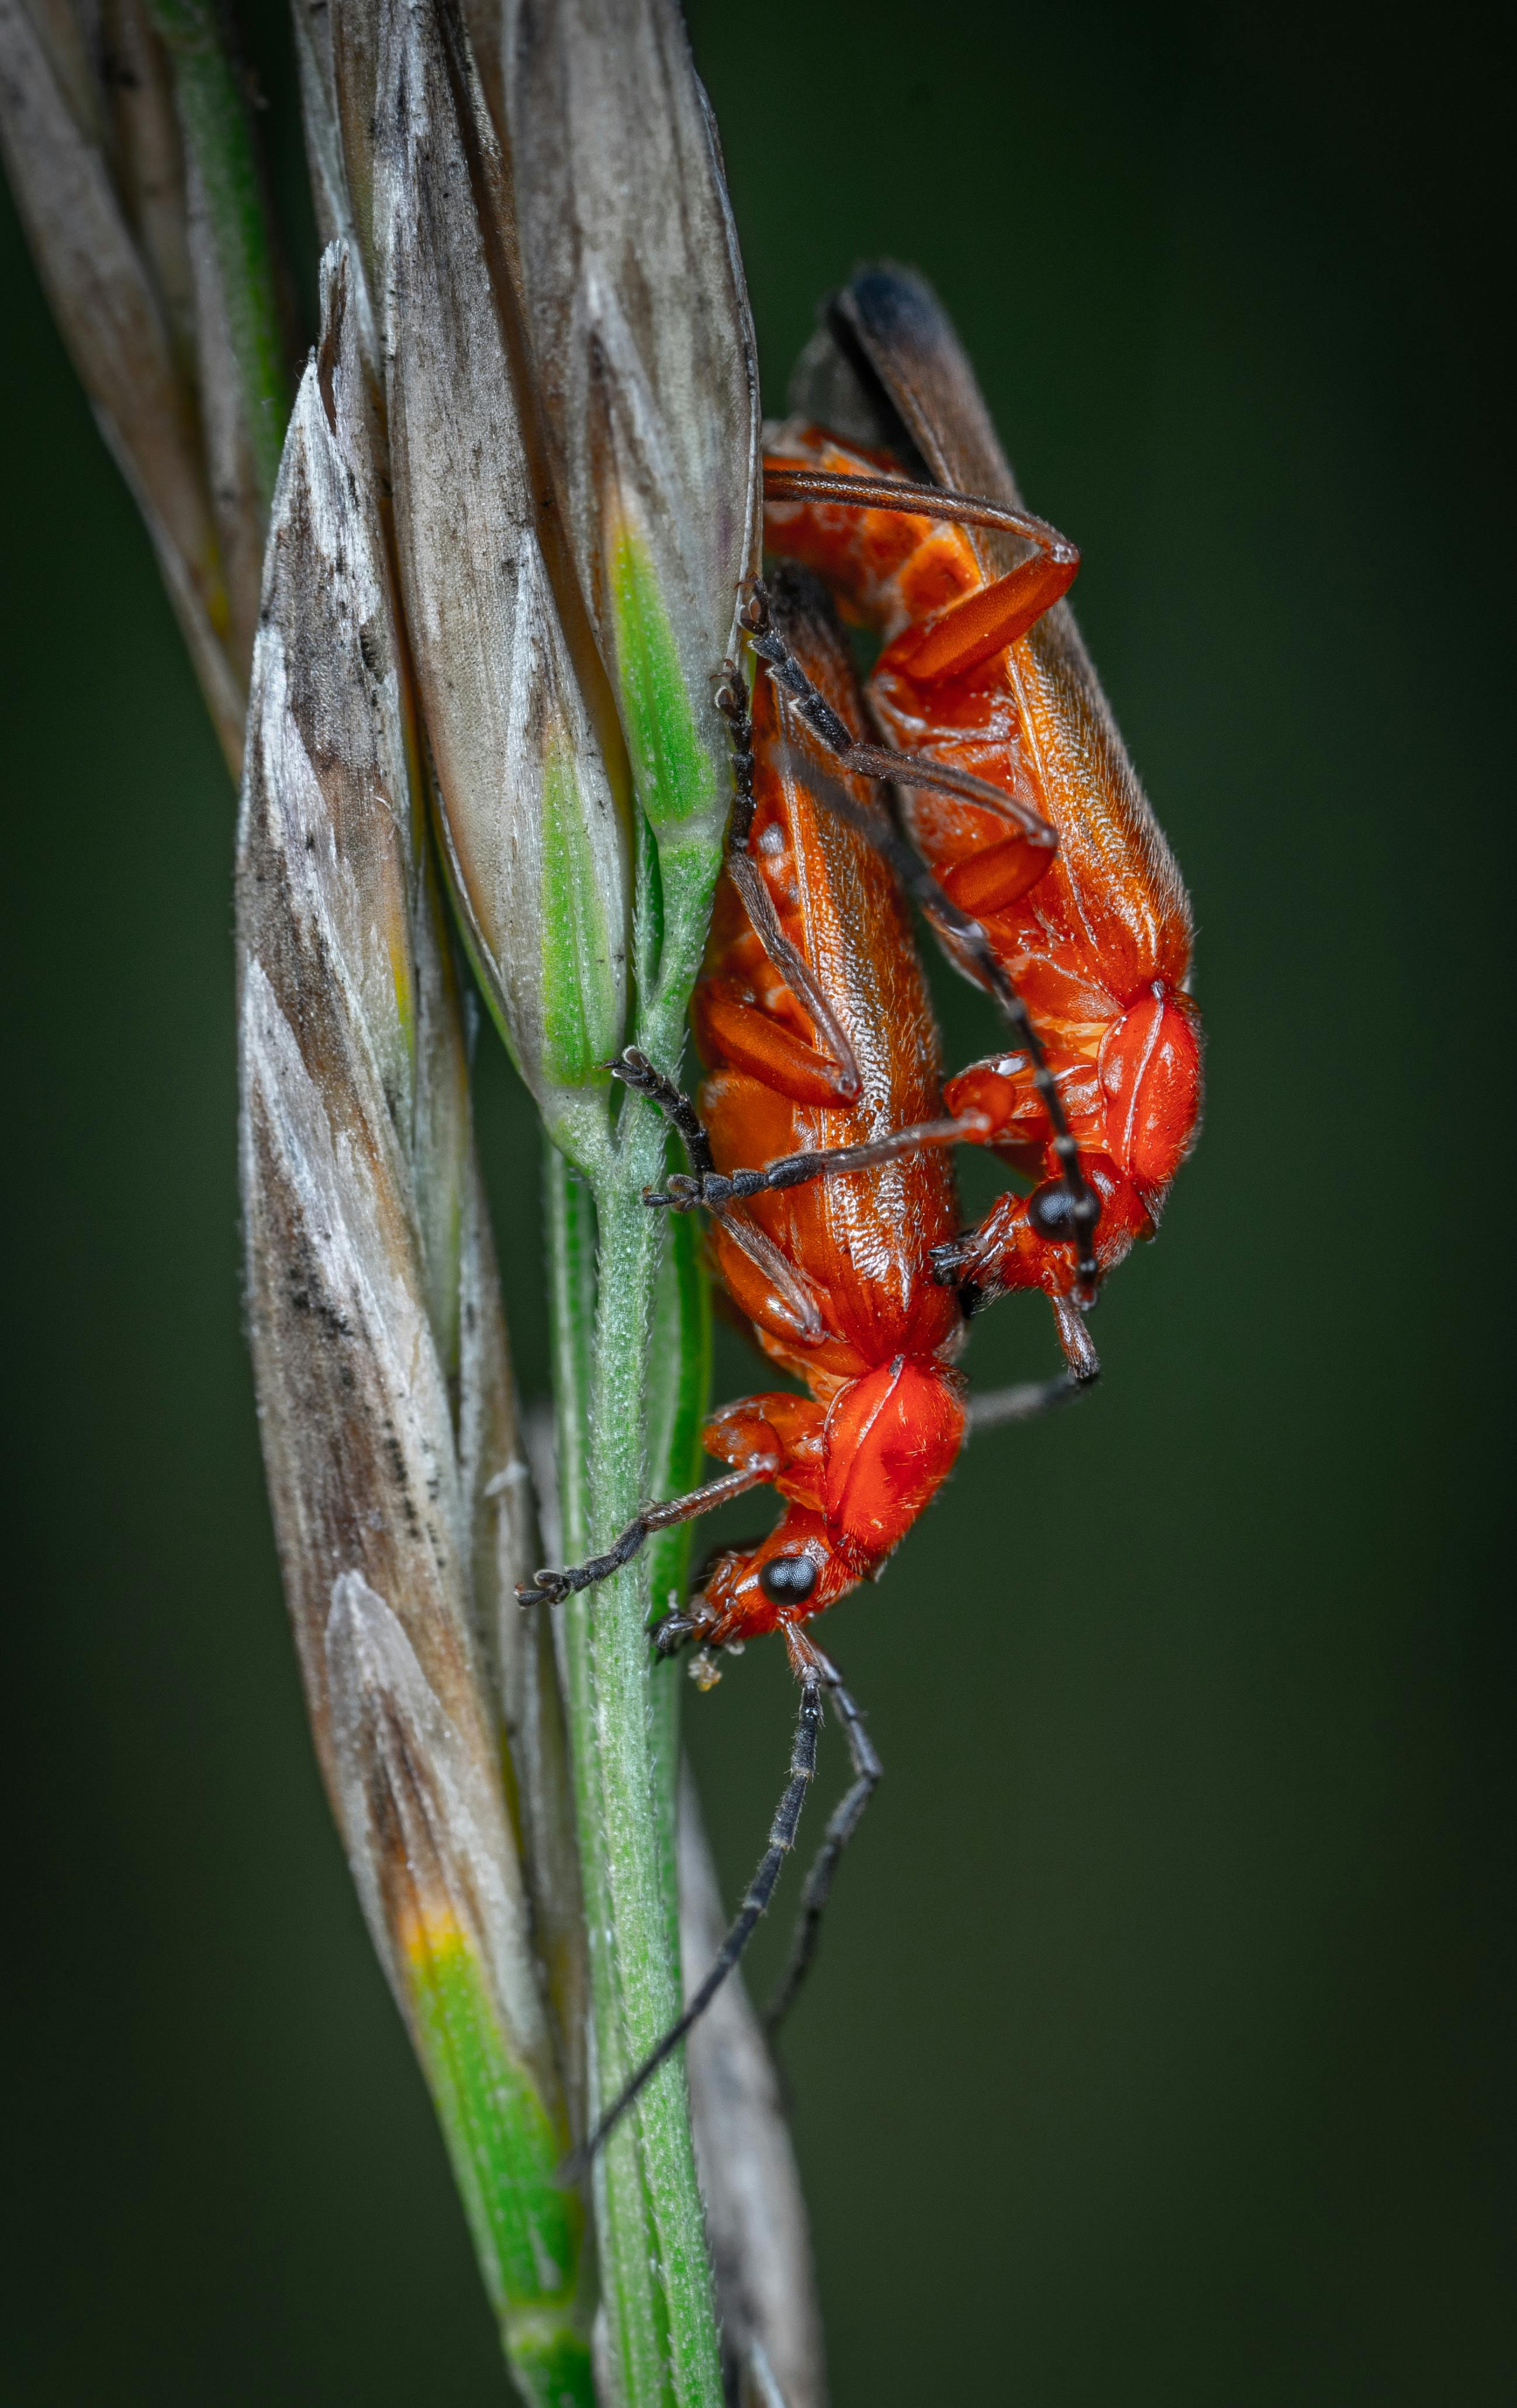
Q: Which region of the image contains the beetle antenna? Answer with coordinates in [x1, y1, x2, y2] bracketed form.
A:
[560, 1668, 825, 2183]
[762, 1647, 882, 2034]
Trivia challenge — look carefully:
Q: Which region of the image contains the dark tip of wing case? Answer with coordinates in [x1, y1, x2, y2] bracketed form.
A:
[785, 263, 937, 485]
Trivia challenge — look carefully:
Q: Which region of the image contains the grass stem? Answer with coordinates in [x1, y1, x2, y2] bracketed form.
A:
[548, 1122, 722, 2407]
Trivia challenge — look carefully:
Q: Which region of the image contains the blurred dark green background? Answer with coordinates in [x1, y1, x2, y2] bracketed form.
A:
[3, 3, 1511, 2400]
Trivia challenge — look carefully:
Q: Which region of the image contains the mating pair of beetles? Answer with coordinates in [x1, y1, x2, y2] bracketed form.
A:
[522, 265, 1203, 2164]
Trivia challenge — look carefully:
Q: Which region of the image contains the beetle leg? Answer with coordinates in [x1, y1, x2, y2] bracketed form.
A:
[764, 462, 1074, 556]
[614, 1040, 986, 1212]
[965, 1354, 1100, 1432]
[516, 1459, 777, 1607]
[702, 1391, 828, 1493]
[561, 1667, 827, 2178]
[723, 850, 863, 1099]
[762, 1635, 882, 2034]
[715, 669, 864, 1100]
[651, 1111, 985, 1212]
[692, 977, 859, 1108]
[893, 550, 1079, 682]
[607, 1044, 715, 1172]
[764, 461, 1080, 684]
[741, 584, 1055, 846]
[609, 1048, 829, 1337]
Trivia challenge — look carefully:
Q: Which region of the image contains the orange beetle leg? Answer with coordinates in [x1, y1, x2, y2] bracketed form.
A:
[704, 1218, 835, 1365]
[703, 1391, 828, 1513]
[940, 832, 1059, 919]
[944, 1048, 1100, 1160]
[692, 978, 858, 1109]
[890, 548, 1080, 685]
[762, 456, 1080, 677]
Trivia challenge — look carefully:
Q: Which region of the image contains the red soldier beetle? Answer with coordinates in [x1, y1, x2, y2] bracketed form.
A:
[760, 264, 1204, 1374]
[526, 274, 1202, 2166]
[524, 567, 1054, 2168]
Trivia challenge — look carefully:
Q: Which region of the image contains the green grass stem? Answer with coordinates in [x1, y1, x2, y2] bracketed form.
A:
[547, 1116, 721, 2408]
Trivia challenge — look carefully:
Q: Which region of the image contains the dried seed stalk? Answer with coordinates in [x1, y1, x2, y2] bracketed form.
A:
[237, 252, 592, 2407]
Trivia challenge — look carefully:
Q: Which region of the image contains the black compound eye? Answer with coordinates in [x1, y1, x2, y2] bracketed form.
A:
[758, 1553, 818, 1607]
[1027, 1177, 1080, 1241]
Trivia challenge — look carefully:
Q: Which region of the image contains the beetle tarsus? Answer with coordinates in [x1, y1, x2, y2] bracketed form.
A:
[516, 1465, 776, 1612]
[610, 1046, 716, 1177]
